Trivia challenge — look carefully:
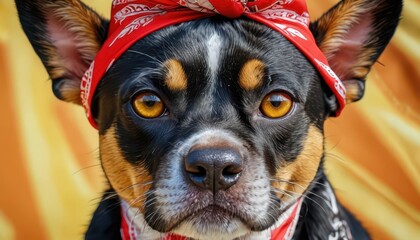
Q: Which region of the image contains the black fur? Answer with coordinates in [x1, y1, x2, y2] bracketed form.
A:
[85, 190, 121, 240]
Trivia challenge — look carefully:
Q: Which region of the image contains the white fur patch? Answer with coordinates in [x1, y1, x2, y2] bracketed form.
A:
[206, 32, 223, 81]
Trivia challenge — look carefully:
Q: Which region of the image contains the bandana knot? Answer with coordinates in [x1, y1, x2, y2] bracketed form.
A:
[82, 0, 346, 128]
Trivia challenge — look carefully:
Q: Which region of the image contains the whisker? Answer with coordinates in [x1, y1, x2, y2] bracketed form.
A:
[95, 199, 125, 216]
[324, 152, 346, 163]
[129, 207, 142, 228]
[271, 177, 330, 190]
[270, 178, 330, 204]
[127, 49, 164, 65]
[266, 196, 281, 226]
[276, 188, 328, 214]
[271, 189, 295, 200]
[89, 180, 155, 219]
[72, 163, 101, 175]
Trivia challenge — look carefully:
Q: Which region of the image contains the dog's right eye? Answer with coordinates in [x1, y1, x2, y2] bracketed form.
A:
[132, 92, 166, 119]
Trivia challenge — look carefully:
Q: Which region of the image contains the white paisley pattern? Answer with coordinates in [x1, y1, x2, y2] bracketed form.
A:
[80, 61, 94, 117]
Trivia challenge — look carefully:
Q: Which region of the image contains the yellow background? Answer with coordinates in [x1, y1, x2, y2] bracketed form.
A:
[0, 0, 419, 239]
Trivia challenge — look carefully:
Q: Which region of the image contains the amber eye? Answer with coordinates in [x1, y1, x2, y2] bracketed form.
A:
[132, 92, 166, 118]
[260, 92, 293, 118]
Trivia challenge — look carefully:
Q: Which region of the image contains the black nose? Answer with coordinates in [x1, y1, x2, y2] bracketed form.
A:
[184, 148, 243, 193]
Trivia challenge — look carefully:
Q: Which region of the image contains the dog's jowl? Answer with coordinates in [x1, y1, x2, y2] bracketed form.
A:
[16, 0, 402, 239]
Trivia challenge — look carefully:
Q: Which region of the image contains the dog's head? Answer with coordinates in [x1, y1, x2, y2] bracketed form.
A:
[16, 0, 402, 238]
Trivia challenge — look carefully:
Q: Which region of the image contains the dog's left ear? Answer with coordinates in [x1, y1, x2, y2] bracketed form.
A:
[311, 0, 403, 105]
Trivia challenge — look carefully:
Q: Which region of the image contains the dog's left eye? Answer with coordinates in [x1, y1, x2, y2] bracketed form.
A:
[260, 92, 293, 118]
[132, 92, 166, 118]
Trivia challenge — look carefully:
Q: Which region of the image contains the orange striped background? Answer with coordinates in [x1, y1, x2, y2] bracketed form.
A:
[0, 0, 419, 239]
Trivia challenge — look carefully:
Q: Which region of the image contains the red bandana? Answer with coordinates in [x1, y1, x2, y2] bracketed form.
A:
[81, 0, 346, 128]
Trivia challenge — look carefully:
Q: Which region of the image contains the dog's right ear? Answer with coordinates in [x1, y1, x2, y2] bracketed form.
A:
[15, 0, 108, 105]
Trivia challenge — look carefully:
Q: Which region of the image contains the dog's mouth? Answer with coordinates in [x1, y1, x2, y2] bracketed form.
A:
[183, 205, 236, 223]
[157, 195, 286, 233]
[165, 198, 298, 238]
[168, 204, 251, 238]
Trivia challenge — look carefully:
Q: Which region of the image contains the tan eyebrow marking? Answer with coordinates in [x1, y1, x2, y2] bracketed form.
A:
[164, 59, 187, 91]
[239, 59, 265, 90]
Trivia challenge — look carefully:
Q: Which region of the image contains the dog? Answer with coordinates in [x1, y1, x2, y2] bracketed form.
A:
[15, 0, 402, 239]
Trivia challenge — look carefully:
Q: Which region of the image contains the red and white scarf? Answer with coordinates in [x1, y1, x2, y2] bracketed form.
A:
[81, 0, 346, 128]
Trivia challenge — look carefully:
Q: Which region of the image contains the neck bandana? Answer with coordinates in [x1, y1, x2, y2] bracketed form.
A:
[81, 0, 346, 128]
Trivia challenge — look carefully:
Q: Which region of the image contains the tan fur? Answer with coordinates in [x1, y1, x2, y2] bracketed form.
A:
[239, 59, 265, 90]
[314, 0, 381, 102]
[42, 0, 104, 104]
[343, 79, 365, 103]
[55, 78, 84, 104]
[100, 125, 152, 210]
[272, 125, 323, 201]
[164, 59, 188, 91]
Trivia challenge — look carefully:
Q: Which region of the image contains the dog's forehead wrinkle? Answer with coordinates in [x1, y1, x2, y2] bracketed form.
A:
[104, 49, 166, 94]
[182, 97, 241, 129]
[178, 129, 244, 152]
[256, 37, 317, 98]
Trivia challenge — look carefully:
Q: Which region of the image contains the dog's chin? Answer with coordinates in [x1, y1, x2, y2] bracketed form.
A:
[144, 193, 283, 237]
[170, 205, 250, 240]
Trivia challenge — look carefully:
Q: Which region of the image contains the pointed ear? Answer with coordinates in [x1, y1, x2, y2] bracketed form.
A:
[15, 0, 108, 104]
[311, 0, 402, 103]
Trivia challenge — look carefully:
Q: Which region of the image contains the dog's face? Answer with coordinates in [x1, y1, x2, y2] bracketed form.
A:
[97, 19, 326, 237]
[15, 0, 402, 238]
